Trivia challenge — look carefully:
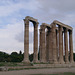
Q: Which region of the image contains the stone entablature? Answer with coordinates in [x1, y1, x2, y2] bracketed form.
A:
[23, 16, 74, 64]
[25, 16, 38, 23]
[53, 20, 72, 30]
[23, 16, 39, 63]
[42, 23, 51, 28]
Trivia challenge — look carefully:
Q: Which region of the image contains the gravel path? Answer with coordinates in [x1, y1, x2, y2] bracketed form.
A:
[0, 68, 75, 75]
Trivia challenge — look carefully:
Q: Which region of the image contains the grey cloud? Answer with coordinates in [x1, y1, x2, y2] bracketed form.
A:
[15, 31, 24, 42]
[34, 0, 75, 24]
[37, 0, 75, 12]
[15, 31, 33, 44]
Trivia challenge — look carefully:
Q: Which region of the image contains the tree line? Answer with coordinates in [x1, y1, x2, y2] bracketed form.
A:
[0, 51, 75, 62]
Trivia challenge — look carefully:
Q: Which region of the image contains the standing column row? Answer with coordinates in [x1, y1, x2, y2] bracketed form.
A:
[55, 26, 74, 64]
[23, 19, 39, 63]
[39, 25, 74, 64]
[58, 27, 74, 64]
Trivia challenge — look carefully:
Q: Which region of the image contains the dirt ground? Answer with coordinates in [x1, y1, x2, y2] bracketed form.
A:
[0, 68, 75, 75]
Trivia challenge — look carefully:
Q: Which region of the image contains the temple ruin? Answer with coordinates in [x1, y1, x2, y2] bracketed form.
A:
[23, 16, 74, 64]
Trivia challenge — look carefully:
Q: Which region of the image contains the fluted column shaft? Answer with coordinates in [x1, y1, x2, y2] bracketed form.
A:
[69, 30, 74, 63]
[59, 26, 64, 64]
[52, 24, 58, 63]
[64, 28, 69, 63]
[62, 32, 63, 57]
[39, 29, 42, 62]
[56, 30, 58, 61]
[48, 29, 53, 63]
[24, 19, 30, 63]
[33, 22, 39, 63]
[40, 25, 46, 63]
[46, 30, 49, 62]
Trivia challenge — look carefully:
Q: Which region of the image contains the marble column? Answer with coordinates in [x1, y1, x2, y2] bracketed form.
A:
[56, 30, 58, 61]
[69, 30, 74, 63]
[39, 29, 42, 62]
[23, 19, 30, 63]
[52, 23, 58, 64]
[40, 25, 46, 63]
[59, 26, 64, 64]
[62, 32, 64, 57]
[48, 29, 53, 63]
[46, 30, 49, 62]
[33, 22, 39, 63]
[64, 28, 69, 64]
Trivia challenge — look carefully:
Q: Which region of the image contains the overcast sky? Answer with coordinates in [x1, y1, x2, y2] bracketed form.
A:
[0, 0, 75, 54]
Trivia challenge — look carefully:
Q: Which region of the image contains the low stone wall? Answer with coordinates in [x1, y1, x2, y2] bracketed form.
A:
[0, 63, 75, 71]
[0, 67, 8, 71]
[33, 63, 75, 68]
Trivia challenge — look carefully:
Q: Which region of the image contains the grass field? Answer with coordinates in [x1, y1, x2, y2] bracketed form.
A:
[0, 62, 32, 66]
[0, 62, 23, 66]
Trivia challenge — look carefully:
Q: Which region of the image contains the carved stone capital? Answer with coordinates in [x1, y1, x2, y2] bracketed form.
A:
[69, 30, 72, 34]
[64, 28, 68, 32]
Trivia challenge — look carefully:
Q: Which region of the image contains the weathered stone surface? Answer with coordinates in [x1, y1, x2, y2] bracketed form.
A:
[56, 30, 58, 61]
[53, 20, 72, 30]
[64, 28, 69, 64]
[48, 29, 53, 63]
[39, 29, 42, 62]
[23, 19, 30, 63]
[51, 23, 58, 64]
[58, 26, 64, 64]
[25, 16, 38, 22]
[69, 30, 74, 63]
[33, 23, 39, 63]
[42, 23, 51, 28]
[46, 30, 49, 62]
[40, 25, 46, 63]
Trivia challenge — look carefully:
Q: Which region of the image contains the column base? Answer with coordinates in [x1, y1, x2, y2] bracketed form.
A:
[53, 60, 58, 64]
[65, 61, 70, 64]
[33, 60, 39, 63]
[48, 59, 54, 64]
[40, 60, 47, 63]
[53, 59, 58, 64]
[58, 59, 65, 64]
[70, 60, 74, 64]
[53, 61, 58, 64]
[22, 59, 30, 63]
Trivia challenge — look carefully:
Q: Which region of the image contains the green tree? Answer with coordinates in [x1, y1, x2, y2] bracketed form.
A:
[73, 53, 75, 61]
[19, 50, 22, 55]
[29, 53, 33, 62]
[0, 51, 9, 62]
[10, 52, 23, 62]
